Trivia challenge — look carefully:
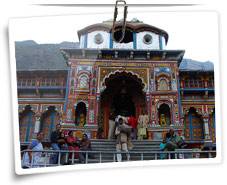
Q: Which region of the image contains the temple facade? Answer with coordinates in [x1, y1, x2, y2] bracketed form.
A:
[16, 19, 215, 148]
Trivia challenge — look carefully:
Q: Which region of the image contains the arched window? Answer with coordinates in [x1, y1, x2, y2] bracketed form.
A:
[78, 75, 89, 89]
[157, 77, 170, 91]
[40, 106, 60, 141]
[19, 105, 35, 142]
[159, 79, 168, 90]
[158, 103, 171, 126]
[75, 102, 87, 126]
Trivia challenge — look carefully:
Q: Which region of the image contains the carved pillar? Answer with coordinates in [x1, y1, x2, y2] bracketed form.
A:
[66, 108, 73, 121]
[146, 93, 151, 125]
[85, 103, 89, 126]
[34, 113, 41, 133]
[95, 94, 101, 126]
[203, 114, 211, 140]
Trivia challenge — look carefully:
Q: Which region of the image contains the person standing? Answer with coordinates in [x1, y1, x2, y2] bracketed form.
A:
[137, 112, 149, 140]
[108, 113, 115, 139]
[50, 124, 62, 164]
[127, 115, 137, 140]
[22, 131, 44, 168]
[115, 118, 131, 162]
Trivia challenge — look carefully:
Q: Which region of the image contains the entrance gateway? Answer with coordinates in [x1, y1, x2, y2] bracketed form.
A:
[99, 71, 146, 138]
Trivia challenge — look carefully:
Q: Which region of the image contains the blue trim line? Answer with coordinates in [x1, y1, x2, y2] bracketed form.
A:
[63, 69, 70, 112]
[84, 34, 88, 48]
[159, 36, 163, 50]
[133, 32, 137, 49]
[177, 78, 182, 119]
[189, 113, 193, 140]
[109, 33, 113, 48]
[180, 88, 214, 91]
[18, 86, 66, 90]
[49, 111, 55, 138]
[25, 111, 33, 142]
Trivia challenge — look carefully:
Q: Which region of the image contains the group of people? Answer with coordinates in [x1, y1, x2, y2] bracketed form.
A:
[22, 124, 93, 168]
[106, 113, 149, 162]
[159, 128, 186, 159]
[50, 124, 94, 164]
[21, 116, 186, 168]
[108, 113, 149, 141]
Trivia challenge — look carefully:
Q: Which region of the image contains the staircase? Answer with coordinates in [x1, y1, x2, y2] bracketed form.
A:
[85, 139, 161, 163]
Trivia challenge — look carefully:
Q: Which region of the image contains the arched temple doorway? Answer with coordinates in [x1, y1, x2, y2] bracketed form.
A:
[75, 102, 87, 126]
[99, 71, 146, 138]
[158, 103, 171, 126]
[184, 107, 204, 140]
[19, 105, 35, 142]
[40, 106, 60, 141]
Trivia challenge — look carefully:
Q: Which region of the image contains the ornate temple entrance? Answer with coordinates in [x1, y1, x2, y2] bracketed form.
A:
[184, 107, 204, 140]
[99, 71, 146, 138]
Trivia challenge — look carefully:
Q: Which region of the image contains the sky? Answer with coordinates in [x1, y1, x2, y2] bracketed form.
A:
[9, 9, 219, 64]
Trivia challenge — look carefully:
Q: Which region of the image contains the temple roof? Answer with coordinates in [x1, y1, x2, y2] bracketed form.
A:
[15, 40, 79, 71]
[179, 59, 214, 72]
[77, 18, 169, 43]
[15, 40, 214, 72]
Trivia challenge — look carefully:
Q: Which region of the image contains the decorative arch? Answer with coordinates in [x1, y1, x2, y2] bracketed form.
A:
[184, 107, 204, 140]
[156, 72, 171, 78]
[183, 106, 203, 116]
[40, 106, 60, 141]
[19, 105, 36, 142]
[156, 102, 172, 126]
[74, 101, 87, 126]
[156, 74, 171, 91]
[156, 101, 172, 110]
[77, 73, 89, 89]
[100, 70, 147, 92]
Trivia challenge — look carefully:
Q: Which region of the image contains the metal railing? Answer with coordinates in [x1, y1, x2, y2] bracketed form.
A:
[21, 149, 216, 168]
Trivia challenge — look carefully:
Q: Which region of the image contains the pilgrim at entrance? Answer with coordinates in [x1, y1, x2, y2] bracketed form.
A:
[100, 71, 146, 138]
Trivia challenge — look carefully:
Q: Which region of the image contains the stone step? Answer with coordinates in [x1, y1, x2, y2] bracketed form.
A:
[91, 144, 160, 147]
[71, 155, 158, 164]
[92, 147, 160, 151]
[91, 139, 161, 143]
[91, 142, 160, 145]
[92, 155, 159, 161]
[91, 145, 160, 149]
[91, 142, 161, 145]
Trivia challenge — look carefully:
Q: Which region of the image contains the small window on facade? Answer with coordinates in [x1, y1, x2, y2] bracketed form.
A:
[31, 79, 36, 86]
[113, 29, 133, 43]
[94, 33, 104, 44]
[79, 75, 89, 89]
[158, 79, 169, 90]
[143, 34, 152, 44]
[22, 79, 26, 86]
